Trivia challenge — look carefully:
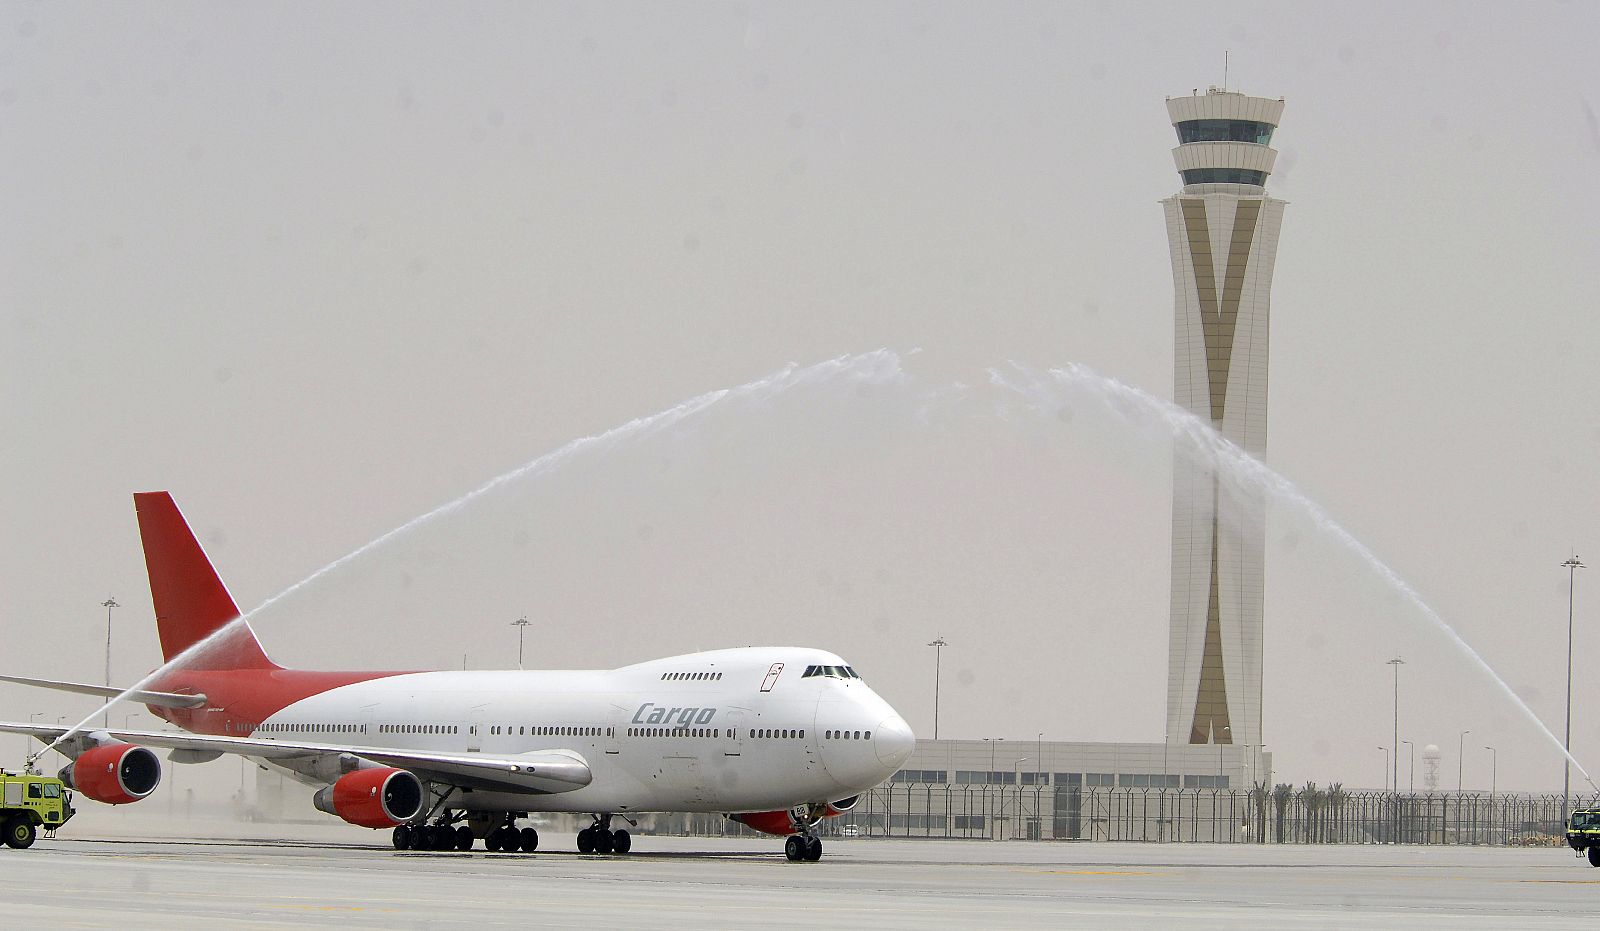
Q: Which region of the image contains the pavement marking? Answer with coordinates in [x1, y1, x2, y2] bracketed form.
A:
[1023, 869, 1161, 876]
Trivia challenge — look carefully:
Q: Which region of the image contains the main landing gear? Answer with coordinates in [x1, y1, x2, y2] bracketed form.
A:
[784, 833, 823, 862]
[576, 814, 631, 855]
[484, 816, 539, 853]
[392, 819, 473, 852]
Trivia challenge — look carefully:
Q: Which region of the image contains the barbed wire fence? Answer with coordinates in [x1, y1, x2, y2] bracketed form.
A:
[688, 784, 1599, 845]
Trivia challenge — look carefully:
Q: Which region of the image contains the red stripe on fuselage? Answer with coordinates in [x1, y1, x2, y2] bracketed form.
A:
[145, 669, 418, 736]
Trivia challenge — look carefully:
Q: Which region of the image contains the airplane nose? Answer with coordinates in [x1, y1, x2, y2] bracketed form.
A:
[873, 714, 915, 768]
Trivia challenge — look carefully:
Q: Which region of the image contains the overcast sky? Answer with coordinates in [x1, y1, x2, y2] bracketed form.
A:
[3, 1, 1598, 797]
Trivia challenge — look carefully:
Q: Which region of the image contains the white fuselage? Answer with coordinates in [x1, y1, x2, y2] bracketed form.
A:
[252, 647, 914, 814]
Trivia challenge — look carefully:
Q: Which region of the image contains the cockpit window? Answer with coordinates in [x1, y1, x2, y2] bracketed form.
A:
[802, 664, 862, 680]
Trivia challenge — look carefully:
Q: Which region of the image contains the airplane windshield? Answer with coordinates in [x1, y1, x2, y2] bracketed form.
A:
[802, 664, 862, 680]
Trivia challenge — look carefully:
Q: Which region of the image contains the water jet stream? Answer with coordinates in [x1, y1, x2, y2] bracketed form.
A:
[33, 350, 907, 764]
[990, 360, 1597, 792]
[35, 350, 1591, 795]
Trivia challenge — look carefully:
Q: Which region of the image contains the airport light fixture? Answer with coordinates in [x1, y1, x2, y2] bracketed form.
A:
[511, 616, 531, 670]
[927, 638, 948, 740]
[1484, 745, 1496, 799]
[102, 596, 119, 727]
[1387, 657, 1405, 793]
[1562, 555, 1584, 819]
[1457, 729, 1470, 795]
[983, 737, 1003, 775]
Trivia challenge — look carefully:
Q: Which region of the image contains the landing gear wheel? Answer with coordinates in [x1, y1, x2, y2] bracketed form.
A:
[518, 827, 540, 852]
[1589, 846, 1600, 868]
[435, 825, 457, 851]
[784, 834, 805, 862]
[593, 828, 615, 854]
[414, 824, 437, 850]
[577, 827, 596, 854]
[3, 818, 36, 849]
[392, 824, 413, 850]
[490, 827, 517, 852]
[612, 829, 631, 854]
[455, 826, 475, 851]
[804, 836, 823, 862]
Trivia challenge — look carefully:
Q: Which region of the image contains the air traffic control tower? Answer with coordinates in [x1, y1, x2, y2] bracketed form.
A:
[1161, 88, 1285, 750]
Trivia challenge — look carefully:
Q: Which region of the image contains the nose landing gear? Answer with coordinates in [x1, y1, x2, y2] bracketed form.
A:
[784, 833, 823, 862]
[577, 814, 633, 854]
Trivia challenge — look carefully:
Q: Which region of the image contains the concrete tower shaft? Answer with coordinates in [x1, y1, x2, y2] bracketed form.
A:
[1162, 88, 1286, 750]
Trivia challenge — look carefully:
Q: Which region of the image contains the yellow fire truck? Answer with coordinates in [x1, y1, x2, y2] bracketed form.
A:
[0, 769, 75, 849]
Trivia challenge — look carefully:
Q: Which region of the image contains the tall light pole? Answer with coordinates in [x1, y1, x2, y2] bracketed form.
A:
[1037, 732, 1043, 786]
[983, 737, 1003, 775]
[102, 596, 119, 727]
[511, 616, 530, 670]
[1457, 729, 1471, 795]
[927, 638, 947, 740]
[1484, 745, 1496, 799]
[1219, 725, 1231, 787]
[1562, 555, 1584, 820]
[1402, 739, 1415, 795]
[1379, 746, 1390, 794]
[1387, 657, 1405, 794]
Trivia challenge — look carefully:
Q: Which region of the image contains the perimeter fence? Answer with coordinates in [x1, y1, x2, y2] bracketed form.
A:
[687, 785, 1599, 846]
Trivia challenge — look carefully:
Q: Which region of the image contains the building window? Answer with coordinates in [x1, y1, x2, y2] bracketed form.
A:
[1180, 168, 1268, 186]
[1174, 119, 1274, 145]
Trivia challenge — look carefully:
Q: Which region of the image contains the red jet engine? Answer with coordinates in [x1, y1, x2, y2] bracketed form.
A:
[312, 768, 425, 829]
[63, 743, 163, 805]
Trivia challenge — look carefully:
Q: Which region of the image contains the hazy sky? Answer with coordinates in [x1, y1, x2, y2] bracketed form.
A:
[3, 1, 1598, 797]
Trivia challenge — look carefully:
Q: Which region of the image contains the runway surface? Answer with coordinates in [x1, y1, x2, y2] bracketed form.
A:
[6, 826, 1599, 928]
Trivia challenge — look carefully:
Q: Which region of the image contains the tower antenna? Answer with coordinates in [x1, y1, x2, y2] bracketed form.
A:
[1224, 50, 1229, 91]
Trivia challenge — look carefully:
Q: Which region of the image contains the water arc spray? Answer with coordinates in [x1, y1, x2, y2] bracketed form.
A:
[32, 350, 908, 764]
[990, 360, 1597, 792]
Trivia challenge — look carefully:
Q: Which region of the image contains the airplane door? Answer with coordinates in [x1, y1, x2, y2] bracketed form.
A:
[605, 705, 625, 755]
[467, 704, 486, 752]
[760, 663, 783, 692]
[724, 710, 745, 757]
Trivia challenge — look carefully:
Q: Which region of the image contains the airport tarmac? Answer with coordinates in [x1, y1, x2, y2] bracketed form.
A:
[5, 828, 1599, 929]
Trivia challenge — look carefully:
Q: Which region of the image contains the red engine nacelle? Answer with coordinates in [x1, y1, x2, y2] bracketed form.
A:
[730, 796, 861, 836]
[63, 743, 162, 805]
[312, 768, 425, 829]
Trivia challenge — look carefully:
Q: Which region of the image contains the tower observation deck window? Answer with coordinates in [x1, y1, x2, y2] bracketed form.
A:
[1175, 120, 1274, 145]
[1181, 168, 1268, 187]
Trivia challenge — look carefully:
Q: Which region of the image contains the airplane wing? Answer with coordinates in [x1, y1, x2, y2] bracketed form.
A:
[0, 722, 591, 796]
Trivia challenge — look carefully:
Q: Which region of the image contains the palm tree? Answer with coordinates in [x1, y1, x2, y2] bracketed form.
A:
[1272, 782, 1293, 843]
[1250, 782, 1269, 844]
[1299, 782, 1323, 843]
[1327, 783, 1348, 843]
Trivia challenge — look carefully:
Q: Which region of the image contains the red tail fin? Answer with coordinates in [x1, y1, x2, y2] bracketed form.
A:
[134, 492, 277, 671]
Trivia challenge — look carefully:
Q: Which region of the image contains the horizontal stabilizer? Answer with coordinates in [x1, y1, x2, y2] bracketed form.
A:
[0, 674, 208, 710]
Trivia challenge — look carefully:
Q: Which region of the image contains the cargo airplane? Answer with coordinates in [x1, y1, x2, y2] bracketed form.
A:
[0, 493, 915, 860]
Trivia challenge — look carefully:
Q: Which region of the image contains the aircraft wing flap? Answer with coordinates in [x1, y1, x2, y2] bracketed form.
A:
[0, 722, 592, 795]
